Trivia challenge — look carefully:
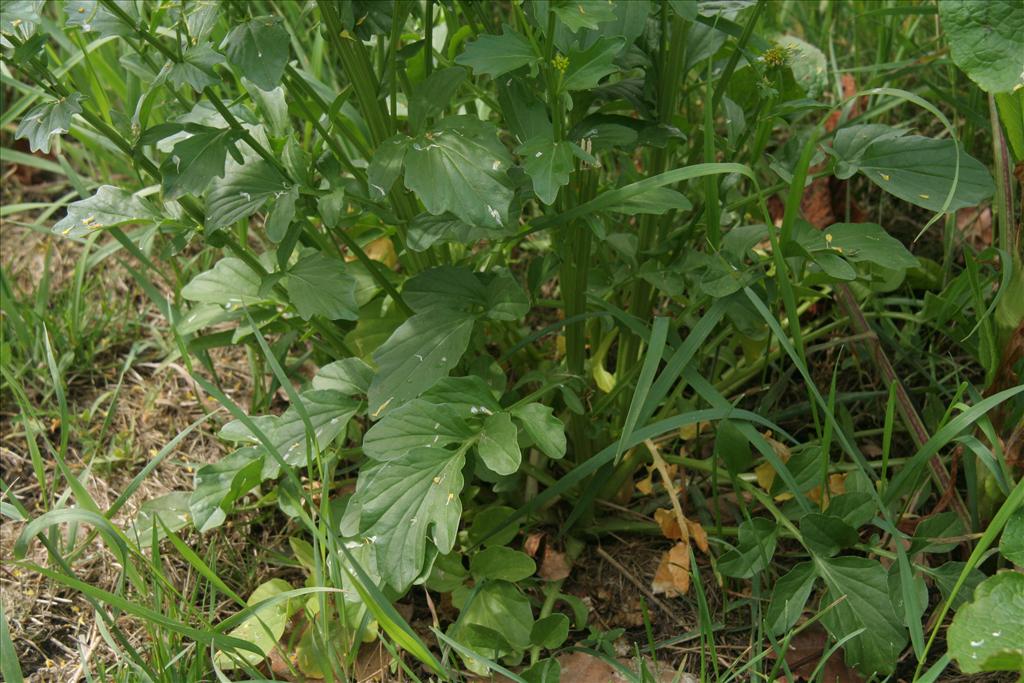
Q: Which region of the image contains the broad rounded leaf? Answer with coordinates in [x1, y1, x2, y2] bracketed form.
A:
[477, 412, 522, 476]
[801, 513, 859, 558]
[215, 579, 297, 669]
[470, 546, 536, 582]
[403, 117, 514, 229]
[221, 16, 289, 90]
[939, 0, 1024, 93]
[510, 403, 566, 459]
[456, 25, 539, 78]
[182, 257, 264, 307]
[312, 358, 374, 396]
[167, 43, 224, 92]
[363, 400, 476, 461]
[519, 136, 574, 205]
[766, 561, 816, 635]
[205, 159, 291, 231]
[286, 252, 358, 321]
[947, 571, 1024, 673]
[562, 37, 626, 92]
[451, 581, 534, 654]
[348, 447, 466, 591]
[161, 126, 236, 199]
[15, 92, 83, 154]
[190, 447, 265, 533]
[815, 556, 908, 675]
[832, 131, 994, 213]
[530, 613, 570, 650]
[367, 310, 477, 418]
[1000, 509, 1024, 565]
[53, 185, 161, 238]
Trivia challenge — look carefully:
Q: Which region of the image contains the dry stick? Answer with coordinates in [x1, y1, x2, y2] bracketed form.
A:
[593, 546, 690, 630]
[834, 283, 971, 527]
[644, 438, 691, 547]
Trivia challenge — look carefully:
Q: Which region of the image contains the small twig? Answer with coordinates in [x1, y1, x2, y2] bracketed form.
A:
[835, 283, 971, 528]
[644, 438, 690, 546]
[594, 546, 690, 629]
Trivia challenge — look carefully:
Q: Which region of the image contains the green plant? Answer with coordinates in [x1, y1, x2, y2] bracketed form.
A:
[4, 0, 1023, 680]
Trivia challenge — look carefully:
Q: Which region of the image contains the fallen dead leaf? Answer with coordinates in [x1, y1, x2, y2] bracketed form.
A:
[346, 236, 397, 268]
[354, 645, 393, 682]
[558, 652, 617, 682]
[653, 509, 709, 554]
[687, 519, 710, 554]
[651, 542, 690, 597]
[956, 206, 993, 250]
[654, 508, 683, 540]
[539, 546, 571, 581]
[524, 531, 544, 558]
[808, 473, 847, 506]
[557, 653, 698, 683]
[781, 626, 863, 683]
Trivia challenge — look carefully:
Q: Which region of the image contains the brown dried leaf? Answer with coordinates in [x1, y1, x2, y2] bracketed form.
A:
[557, 652, 617, 682]
[808, 473, 847, 506]
[782, 626, 863, 683]
[956, 206, 993, 250]
[687, 519, 709, 554]
[654, 508, 683, 540]
[524, 531, 544, 558]
[651, 542, 690, 597]
[539, 547, 571, 581]
[636, 465, 655, 495]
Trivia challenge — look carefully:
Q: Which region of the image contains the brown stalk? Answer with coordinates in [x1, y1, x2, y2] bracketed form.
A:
[834, 283, 971, 527]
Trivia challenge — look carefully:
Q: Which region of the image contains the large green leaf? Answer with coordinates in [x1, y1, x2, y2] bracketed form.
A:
[798, 222, 919, 279]
[181, 257, 265, 307]
[403, 116, 514, 229]
[470, 547, 536, 582]
[312, 358, 374, 396]
[363, 400, 477, 461]
[215, 579, 297, 669]
[451, 581, 534, 656]
[15, 92, 83, 153]
[406, 212, 499, 252]
[606, 187, 692, 215]
[403, 266, 487, 314]
[718, 518, 777, 578]
[161, 125, 238, 199]
[766, 561, 816, 635]
[815, 556, 908, 675]
[482, 270, 530, 321]
[167, 43, 224, 92]
[947, 571, 1024, 673]
[939, 0, 1024, 93]
[285, 252, 358, 321]
[1000, 509, 1024, 565]
[455, 25, 539, 78]
[552, 0, 618, 32]
[477, 412, 521, 476]
[52, 185, 161, 238]
[510, 403, 566, 459]
[205, 159, 291, 231]
[561, 37, 625, 91]
[189, 447, 265, 533]
[220, 390, 359, 466]
[800, 513, 859, 558]
[409, 67, 468, 133]
[830, 128, 994, 213]
[221, 16, 289, 90]
[367, 310, 477, 417]
[519, 135, 574, 205]
[347, 447, 466, 591]
[368, 135, 411, 200]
